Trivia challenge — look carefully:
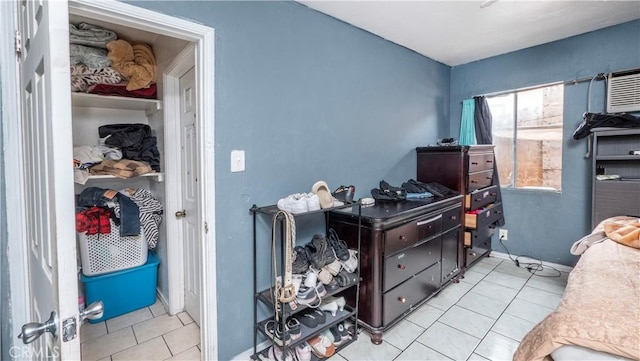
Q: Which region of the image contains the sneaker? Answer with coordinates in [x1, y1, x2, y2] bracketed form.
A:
[306, 193, 321, 211]
[324, 278, 340, 292]
[325, 326, 344, 345]
[297, 311, 320, 328]
[264, 320, 290, 346]
[277, 193, 308, 214]
[340, 249, 358, 273]
[305, 234, 336, 269]
[317, 267, 333, 285]
[323, 259, 342, 276]
[268, 345, 294, 361]
[332, 185, 355, 203]
[315, 281, 327, 298]
[296, 285, 318, 305]
[287, 317, 301, 341]
[305, 308, 326, 325]
[308, 334, 335, 358]
[295, 342, 312, 361]
[292, 246, 310, 274]
[327, 229, 350, 261]
[335, 322, 350, 342]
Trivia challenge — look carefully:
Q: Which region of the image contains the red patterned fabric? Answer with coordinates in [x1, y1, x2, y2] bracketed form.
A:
[76, 207, 111, 235]
[85, 83, 157, 99]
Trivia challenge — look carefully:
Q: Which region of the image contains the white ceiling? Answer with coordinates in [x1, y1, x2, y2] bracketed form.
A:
[298, 1, 640, 66]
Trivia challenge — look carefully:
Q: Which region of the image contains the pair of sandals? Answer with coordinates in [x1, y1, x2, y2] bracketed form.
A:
[264, 318, 301, 346]
[371, 180, 406, 201]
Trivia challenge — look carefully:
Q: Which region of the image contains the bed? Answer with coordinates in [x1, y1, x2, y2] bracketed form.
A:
[514, 216, 640, 361]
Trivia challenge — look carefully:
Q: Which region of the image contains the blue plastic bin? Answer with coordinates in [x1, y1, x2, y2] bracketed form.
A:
[81, 253, 160, 323]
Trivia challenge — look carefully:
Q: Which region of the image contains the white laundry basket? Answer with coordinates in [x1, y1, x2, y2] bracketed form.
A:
[78, 219, 147, 276]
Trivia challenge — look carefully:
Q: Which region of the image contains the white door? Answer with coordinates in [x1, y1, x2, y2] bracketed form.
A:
[17, 0, 80, 359]
[180, 66, 201, 325]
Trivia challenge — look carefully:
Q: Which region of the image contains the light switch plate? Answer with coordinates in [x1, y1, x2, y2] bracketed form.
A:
[231, 150, 245, 172]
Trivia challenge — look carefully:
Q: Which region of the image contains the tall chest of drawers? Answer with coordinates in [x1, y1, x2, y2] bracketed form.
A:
[416, 145, 504, 268]
[327, 195, 463, 344]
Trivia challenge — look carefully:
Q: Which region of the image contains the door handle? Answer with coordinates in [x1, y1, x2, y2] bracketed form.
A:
[80, 301, 104, 323]
[175, 210, 187, 218]
[18, 311, 58, 344]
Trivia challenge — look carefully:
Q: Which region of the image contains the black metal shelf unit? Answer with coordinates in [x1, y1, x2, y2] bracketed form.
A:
[250, 201, 362, 360]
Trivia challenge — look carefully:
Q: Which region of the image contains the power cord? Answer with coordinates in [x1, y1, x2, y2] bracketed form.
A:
[498, 235, 561, 277]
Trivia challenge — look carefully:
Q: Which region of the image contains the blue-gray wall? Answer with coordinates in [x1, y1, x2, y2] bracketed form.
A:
[450, 20, 640, 266]
[128, 1, 449, 359]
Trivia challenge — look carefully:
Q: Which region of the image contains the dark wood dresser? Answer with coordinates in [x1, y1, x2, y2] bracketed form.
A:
[327, 194, 463, 344]
[416, 145, 504, 268]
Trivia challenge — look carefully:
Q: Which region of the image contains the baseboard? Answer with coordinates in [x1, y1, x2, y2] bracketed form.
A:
[489, 251, 574, 273]
[156, 288, 172, 314]
[231, 341, 270, 361]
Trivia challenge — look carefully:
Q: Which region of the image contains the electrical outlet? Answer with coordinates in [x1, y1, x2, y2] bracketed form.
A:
[499, 229, 508, 240]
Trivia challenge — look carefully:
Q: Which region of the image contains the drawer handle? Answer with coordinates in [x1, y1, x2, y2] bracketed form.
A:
[398, 297, 406, 303]
[471, 161, 478, 165]
[450, 215, 457, 220]
[399, 235, 407, 241]
[496, 210, 503, 214]
[471, 180, 478, 183]
[474, 198, 481, 202]
[486, 160, 493, 163]
[486, 176, 492, 180]
[490, 193, 497, 196]
[416, 215, 442, 226]
[397, 264, 406, 270]
[469, 252, 477, 257]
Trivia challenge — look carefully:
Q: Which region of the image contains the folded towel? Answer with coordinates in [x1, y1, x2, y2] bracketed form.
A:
[69, 22, 117, 49]
[70, 44, 111, 69]
[107, 40, 157, 91]
[70, 64, 123, 92]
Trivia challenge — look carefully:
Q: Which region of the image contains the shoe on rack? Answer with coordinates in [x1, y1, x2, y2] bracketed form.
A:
[308, 334, 336, 358]
[317, 267, 333, 285]
[305, 234, 335, 269]
[327, 228, 350, 261]
[315, 281, 327, 298]
[340, 249, 358, 273]
[295, 342, 312, 361]
[286, 317, 301, 341]
[311, 181, 334, 209]
[264, 320, 291, 346]
[296, 285, 318, 306]
[292, 246, 310, 274]
[323, 296, 346, 312]
[325, 325, 345, 346]
[319, 300, 338, 317]
[276, 193, 308, 214]
[306, 193, 321, 212]
[303, 269, 318, 288]
[324, 278, 340, 292]
[323, 259, 342, 276]
[332, 185, 355, 203]
[308, 308, 326, 325]
[268, 345, 294, 361]
[342, 320, 356, 337]
[297, 311, 320, 328]
[335, 322, 350, 343]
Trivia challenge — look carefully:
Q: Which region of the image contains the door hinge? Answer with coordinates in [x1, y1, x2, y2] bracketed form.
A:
[204, 222, 209, 234]
[15, 30, 22, 58]
[62, 316, 77, 342]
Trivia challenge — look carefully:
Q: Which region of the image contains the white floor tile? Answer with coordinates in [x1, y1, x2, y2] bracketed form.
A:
[477, 257, 503, 266]
[395, 341, 452, 360]
[328, 352, 347, 361]
[474, 331, 520, 361]
[467, 353, 490, 360]
[149, 299, 167, 317]
[483, 271, 527, 290]
[459, 270, 486, 285]
[504, 298, 555, 324]
[416, 322, 480, 361]
[407, 304, 445, 329]
[133, 314, 183, 344]
[80, 321, 107, 343]
[517, 286, 562, 309]
[338, 336, 401, 361]
[456, 292, 509, 319]
[426, 282, 473, 311]
[466, 262, 498, 275]
[491, 313, 537, 342]
[177, 312, 194, 325]
[163, 323, 201, 356]
[382, 320, 424, 350]
[164, 346, 201, 361]
[111, 336, 172, 361]
[493, 262, 534, 279]
[81, 327, 137, 361]
[525, 274, 568, 295]
[471, 280, 519, 304]
[107, 307, 154, 333]
[438, 305, 495, 339]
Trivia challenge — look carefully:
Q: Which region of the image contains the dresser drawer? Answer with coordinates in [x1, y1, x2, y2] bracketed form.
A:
[385, 214, 442, 256]
[467, 170, 494, 192]
[464, 227, 495, 247]
[465, 203, 503, 230]
[384, 237, 441, 292]
[468, 153, 494, 173]
[383, 263, 440, 325]
[465, 185, 498, 211]
[465, 239, 491, 267]
[441, 205, 462, 232]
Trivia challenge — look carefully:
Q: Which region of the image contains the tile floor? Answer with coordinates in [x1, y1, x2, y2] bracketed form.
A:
[81, 256, 567, 361]
[330, 256, 568, 361]
[80, 299, 201, 361]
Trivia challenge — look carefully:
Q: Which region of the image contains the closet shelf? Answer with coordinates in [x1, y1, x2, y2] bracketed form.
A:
[72, 93, 162, 115]
[87, 172, 164, 182]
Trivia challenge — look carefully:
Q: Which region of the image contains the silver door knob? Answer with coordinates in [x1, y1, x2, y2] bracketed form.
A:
[18, 311, 58, 344]
[80, 301, 104, 322]
[175, 210, 186, 218]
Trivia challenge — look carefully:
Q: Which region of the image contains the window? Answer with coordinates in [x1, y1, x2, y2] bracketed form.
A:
[487, 84, 564, 191]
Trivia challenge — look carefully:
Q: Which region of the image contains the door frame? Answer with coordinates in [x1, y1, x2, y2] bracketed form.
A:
[2, 0, 218, 359]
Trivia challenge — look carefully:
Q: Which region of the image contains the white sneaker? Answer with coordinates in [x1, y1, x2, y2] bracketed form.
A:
[304, 269, 318, 288]
[306, 193, 321, 211]
[277, 193, 308, 214]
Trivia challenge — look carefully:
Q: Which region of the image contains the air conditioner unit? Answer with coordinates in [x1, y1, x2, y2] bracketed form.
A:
[607, 68, 640, 113]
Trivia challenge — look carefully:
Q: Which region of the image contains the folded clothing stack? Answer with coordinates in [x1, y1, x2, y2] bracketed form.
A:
[371, 179, 459, 202]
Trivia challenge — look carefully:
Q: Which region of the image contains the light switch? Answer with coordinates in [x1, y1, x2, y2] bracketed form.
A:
[231, 150, 245, 172]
